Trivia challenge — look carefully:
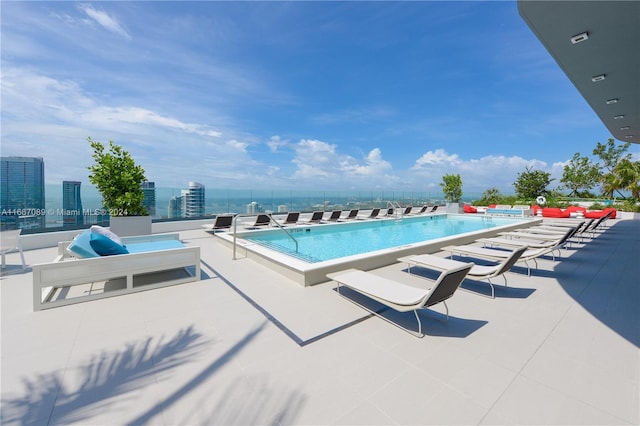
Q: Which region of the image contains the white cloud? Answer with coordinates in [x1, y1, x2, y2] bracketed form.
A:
[412, 149, 462, 168]
[0, 67, 255, 187]
[409, 149, 555, 194]
[77, 3, 131, 39]
[291, 140, 396, 187]
[267, 135, 288, 153]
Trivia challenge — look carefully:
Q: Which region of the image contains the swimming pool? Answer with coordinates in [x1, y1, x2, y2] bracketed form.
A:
[245, 214, 524, 262]
[215, 213, 539, 286]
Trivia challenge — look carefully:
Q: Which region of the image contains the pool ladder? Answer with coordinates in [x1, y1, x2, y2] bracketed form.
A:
[232, 213, 298, 260]
[387, 201, 404, 221]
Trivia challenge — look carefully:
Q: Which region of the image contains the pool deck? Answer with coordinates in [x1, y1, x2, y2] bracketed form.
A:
[1, 217, 638, 425]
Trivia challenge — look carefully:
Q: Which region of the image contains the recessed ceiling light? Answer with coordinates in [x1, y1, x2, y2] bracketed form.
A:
[620, 126, 631, 130]
[591, 74, 606, 82]
[614, 115, 625, 119]
[606, 98, 618, 104]
[570, 32, 589, 44]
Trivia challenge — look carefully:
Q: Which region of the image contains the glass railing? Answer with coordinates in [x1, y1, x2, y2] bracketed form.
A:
[3, 185, 485, 234]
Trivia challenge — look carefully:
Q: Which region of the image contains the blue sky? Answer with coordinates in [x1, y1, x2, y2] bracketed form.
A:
[1, 1, 634, 194]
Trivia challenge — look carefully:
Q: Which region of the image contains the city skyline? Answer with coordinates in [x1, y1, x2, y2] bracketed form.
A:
[2, 2, 637, 194]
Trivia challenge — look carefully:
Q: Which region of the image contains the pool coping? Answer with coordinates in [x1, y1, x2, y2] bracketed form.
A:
[214, 214, 542, 286]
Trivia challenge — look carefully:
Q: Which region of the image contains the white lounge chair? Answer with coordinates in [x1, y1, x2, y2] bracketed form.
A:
[357, 208, 380, 220]
[279, 212, 300, 226]
[327, 260, 473, 337]
[399, 245, 528, 299]
[210, 214, 234, 231]
[1, 229, 26, 271]
[345, 209, 359, 220]
[246, 214, 271, 229]
[304, 211, 325, 224]
[327, 210, 343, 221]
[440, 240, 563, 276]
[33, 232, 200, 311]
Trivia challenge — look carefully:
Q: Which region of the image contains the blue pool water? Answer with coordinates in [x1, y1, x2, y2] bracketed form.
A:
[246, 214, 524, 263]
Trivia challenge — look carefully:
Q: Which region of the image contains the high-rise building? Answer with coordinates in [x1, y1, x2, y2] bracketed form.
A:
[185, 182, 205, 217]
[246, 201, 261, 214]
[141, 181, 156, 217]
[0, 156, 45, 230]
[62, 180, 83, 226]
[168, 194, 183, 219]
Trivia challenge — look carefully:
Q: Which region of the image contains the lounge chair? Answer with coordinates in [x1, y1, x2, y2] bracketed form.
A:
[399, 245, 528, 299]
[211, 214, 234, 231]
[246, 214, 271, 228]
[430, 205, 439, 213]
[327, 259, 473, 337]
[440, 239, 564, 276]
[382, 208, 395, 217]
[357, 208, 380, 220]
[401, 206, 413, 215]
[305, 211, 325, 224]
[345, 209, 359, 220]
[1, 229, 26, 270]
[412, 205, 429, 215]
[32, 231, 200, 311]
[327, 210, 343, 221]
[498, 224, 579, 249]
[279, 212, 300, 226]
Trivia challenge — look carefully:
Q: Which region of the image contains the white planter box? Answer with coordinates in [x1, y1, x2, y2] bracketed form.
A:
[445, 203, 464, 214]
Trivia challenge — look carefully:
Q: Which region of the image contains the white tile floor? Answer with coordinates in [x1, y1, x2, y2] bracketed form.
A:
[1, 218, 638, 425]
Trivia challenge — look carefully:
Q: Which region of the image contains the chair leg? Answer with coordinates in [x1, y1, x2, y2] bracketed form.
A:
[19, 248, 26, 270]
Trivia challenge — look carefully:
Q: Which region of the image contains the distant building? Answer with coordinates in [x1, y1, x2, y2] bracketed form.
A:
[168, 194, 183, 218]
[278, 205, 288, 213]
[141, 181, 156, 216]
[185, 182, 205, 217]
[246, 201, 261, 214]
[0, 156, 45, 230]
[62, 181, 83, 226]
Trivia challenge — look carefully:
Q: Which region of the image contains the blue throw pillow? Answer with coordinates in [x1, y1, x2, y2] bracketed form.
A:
[89, 232, 129, 256]
[67, 229, 100, 258]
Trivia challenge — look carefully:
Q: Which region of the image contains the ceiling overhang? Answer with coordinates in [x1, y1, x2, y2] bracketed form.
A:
[518, 0, 639, 144]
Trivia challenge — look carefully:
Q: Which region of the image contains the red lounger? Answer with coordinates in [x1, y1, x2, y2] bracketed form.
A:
[565, 206, 587, 214]
[542, 207, 571, 218]
[585, 207, 617, 219]
[463, 204, 477, 213]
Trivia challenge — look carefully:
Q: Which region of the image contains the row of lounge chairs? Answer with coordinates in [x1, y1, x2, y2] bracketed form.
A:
[209, 205, 440, 231]
[326, 210, 614, 337]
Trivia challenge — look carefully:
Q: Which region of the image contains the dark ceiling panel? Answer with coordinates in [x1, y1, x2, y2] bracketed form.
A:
[518, 0, 639, 144]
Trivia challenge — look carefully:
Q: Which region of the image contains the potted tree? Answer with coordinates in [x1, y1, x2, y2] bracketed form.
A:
[440, 173, 464, 213]
[87, 137, 151, 236]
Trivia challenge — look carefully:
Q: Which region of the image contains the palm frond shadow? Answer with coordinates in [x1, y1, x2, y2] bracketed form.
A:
[2, 326, 207, 425]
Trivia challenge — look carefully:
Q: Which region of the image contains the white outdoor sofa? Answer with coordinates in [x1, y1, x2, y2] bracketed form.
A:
[33, 233, 200, 311]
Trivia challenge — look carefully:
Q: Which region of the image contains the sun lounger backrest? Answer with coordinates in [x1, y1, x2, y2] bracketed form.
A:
[495, 245, 528, 275]
[424, 263, 473, 308]
[284, 212, 300, 223]
[329, 210, 342, 220]
[369, 208, 380, 218]
[254, 214, 271, 226]
[310, 211, 324, 222]
[213, 215, 234, 229]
